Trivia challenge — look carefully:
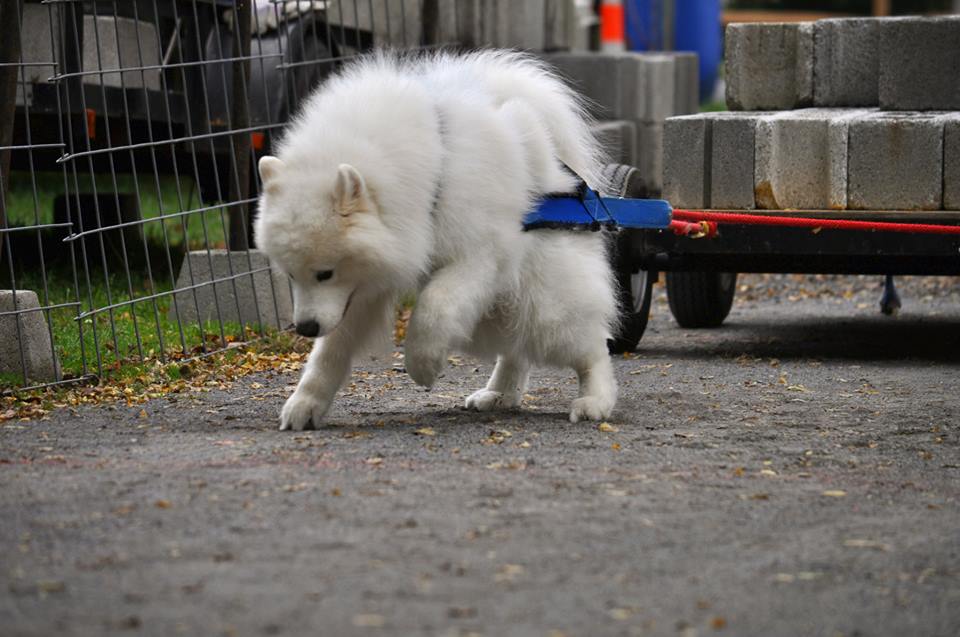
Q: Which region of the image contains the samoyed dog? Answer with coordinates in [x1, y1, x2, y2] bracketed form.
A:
[254, 50, 618, 431]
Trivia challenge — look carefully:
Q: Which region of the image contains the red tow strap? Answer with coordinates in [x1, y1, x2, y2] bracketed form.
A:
[671, 209, 960, 236]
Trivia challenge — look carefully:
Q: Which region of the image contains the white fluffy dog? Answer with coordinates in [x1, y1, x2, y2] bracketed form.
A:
[254, 51, 618, 430]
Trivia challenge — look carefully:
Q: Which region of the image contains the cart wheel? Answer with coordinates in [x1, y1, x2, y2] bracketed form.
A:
[666, 271, 738, 328]
[609, 265, 656, 354]
[600, 163, 655, 354]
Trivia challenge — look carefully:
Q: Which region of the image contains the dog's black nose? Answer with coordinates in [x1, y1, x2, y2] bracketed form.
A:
[295, 320, 320, 338]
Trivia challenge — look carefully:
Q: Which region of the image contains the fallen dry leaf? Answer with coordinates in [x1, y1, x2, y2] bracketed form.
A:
[352, 614, 385, 628]
[598, 422, 619, 433]
[822, 490, 847, 498]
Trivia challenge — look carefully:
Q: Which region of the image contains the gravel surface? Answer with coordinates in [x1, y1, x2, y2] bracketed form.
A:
[2, 274, 959, 637]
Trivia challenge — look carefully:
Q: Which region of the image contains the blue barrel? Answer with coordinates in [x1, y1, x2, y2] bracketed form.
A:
[625, 0, 722, 103]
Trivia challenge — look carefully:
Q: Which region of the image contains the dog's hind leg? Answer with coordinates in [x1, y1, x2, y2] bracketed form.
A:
[465, 355, 530, 412]
[280, 294, 391, 431]
[570, 350, 618, 424]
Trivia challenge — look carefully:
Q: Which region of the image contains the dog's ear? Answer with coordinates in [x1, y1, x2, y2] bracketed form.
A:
[258, 156, 285, 192]
[333, 164, 369, 212]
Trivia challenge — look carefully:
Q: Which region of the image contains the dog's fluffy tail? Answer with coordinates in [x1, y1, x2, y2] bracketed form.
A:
[443, 50, 609, 193]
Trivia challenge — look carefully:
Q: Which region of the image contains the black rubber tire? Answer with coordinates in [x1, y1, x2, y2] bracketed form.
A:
[599, 163, 656, 354]
[665, 271, 738, 328]
[609, 262, 656, 354]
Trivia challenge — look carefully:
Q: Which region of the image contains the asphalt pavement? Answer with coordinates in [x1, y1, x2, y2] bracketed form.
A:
[2, 273, 959, 637]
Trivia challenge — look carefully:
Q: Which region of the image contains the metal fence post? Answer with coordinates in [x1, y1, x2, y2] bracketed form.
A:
[229, 0, 252, 251]
[0, 0, 24, 263]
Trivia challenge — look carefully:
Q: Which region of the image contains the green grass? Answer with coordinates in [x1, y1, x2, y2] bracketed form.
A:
[1, 169, 266, 389]
[6, 170, 228, 249]
[1, 267, 274, 390]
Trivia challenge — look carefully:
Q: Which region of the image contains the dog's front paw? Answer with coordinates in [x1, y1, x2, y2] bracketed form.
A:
[280, 392, 331, 431]
[404, 345, 447, 389]
[569, 396, 614, 423]
[465, 389, 521, 412]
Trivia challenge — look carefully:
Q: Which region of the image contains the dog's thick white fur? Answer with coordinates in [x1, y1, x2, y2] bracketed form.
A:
[254, 50, 618, 430]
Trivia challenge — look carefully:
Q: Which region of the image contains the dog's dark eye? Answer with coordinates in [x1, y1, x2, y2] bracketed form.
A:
[315, 270, 334, 282]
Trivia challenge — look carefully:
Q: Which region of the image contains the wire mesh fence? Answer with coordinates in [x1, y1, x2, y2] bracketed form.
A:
[0, 0, 459, 391]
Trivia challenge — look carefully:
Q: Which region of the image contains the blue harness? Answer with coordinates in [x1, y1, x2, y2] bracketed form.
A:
[522, 181, 672, 232]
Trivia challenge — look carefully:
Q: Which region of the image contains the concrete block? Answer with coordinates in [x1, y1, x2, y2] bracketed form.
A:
[328, 0, 423, 47]
[169, 250, 293, 329]
[663, 114, 710, 209]
[663, 112, 765, 209]
[82, 16, 161, 91]
[847, 112, 950, 211]
[945, 119, 960, 210]
[642, 55, 679, 122]
[813, 18, 880, 107]
[672, 52, 700, 115]
[546, 53, 644, 121]
[547, 52, 694, 123]
[20, 5, 59, 85]
[435, 0, 546, 49]
[591, 120, 637, 167]
[726, 22, 814, 110]
[879, 17, 960, 111]
[710, 115, 760, 209]
[755, 109, 871, 210]
[0, 290, 59, 383]
[636, 123, 664, 196]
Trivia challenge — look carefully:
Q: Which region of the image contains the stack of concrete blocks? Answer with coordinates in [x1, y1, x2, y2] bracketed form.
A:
[327, 1, 578, 51]
[664, 16, 960, 212]
[0, 290, 59, 383]
[545, 51, 700, 195]
[19, 5, 161, 91]
[168, 250, 293, 330]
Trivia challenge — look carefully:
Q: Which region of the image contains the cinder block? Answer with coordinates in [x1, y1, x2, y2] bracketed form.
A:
[663, 114, 710, 209]
[328, 0, 423, 47]
[726, 22, 814, 110]
[879, 17, 960, 111]
[591, 120, 637, 167]
[638, 54, 678, 123]
[755, 109, 872, 210]
[546, 53, 645, 121]
[672, 52, 701, 115]
[636, 123, 664, 196]
[663, 112, 767, 209]
[0, 290, 59, 383]
[82, 16, 160, 91]
[813, 18, 880, 107]
[847, 112, 949, 210]
[945, 119, 960, 211]
[169, 250, 293, 329]
[434, 0, 549, 50]
[547, 52, 694, 123]
[710, 115, 760, 209]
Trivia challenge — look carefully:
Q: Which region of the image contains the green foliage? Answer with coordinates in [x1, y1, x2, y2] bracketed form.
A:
[2, 268, 266, 390]
[5, 170, 227, 249]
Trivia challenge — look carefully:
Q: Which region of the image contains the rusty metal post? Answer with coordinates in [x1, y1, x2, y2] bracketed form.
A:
[228, 0, 252, 251]
[872, 0, 891, 16]
[0, 0, 24, 262]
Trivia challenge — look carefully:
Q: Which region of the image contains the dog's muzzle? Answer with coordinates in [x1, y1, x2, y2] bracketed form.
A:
[295, 320, 321, 338]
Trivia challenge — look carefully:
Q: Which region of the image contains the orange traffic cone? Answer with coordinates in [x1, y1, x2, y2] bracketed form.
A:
[600, 0, 626, 52]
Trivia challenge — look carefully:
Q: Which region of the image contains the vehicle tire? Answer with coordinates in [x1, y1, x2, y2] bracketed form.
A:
[609, 262, 656, 354]
[665, 271, 738, 328]
[600, 163, 656, 354]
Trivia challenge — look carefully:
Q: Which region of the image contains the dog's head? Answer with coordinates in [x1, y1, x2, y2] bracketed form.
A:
[254, 156, 386, 338]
